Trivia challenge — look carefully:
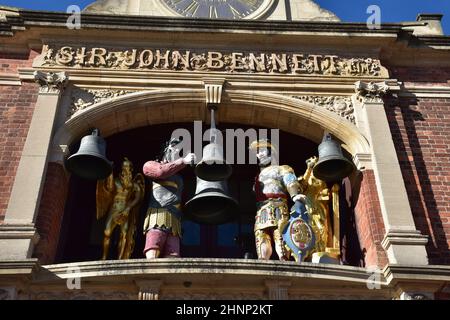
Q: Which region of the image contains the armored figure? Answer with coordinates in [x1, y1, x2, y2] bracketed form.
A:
[250, 139, 305, 261]
[142, 138, 196, 259]
[96, 158, 145, 260]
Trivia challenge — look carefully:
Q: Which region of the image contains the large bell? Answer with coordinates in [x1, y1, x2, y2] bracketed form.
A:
[313, 133, 355, 182]
[66, 129, 113, 180]
[195, 143, 232, 181]
[184, 177, 239, 225]
[195, 104, 232, 181]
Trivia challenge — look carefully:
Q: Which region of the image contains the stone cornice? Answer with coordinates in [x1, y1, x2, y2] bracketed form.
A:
[0, 9, 405, 37]
[383, 264, 450, 286]
[37, 258, 385, 287]
[0, 259, 39, 277]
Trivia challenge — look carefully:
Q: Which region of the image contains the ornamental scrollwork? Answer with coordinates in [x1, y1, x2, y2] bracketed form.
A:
[292, 95, 355, 124]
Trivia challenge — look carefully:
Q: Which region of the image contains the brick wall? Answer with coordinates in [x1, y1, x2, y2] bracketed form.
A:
[354, 170, 389, 268]
[0, 83, 38, 223]
[386, 93, 450, 265]
[33, 163, 69, 264]
[0, 50, 39, 224]
[0, 51, 38, 73]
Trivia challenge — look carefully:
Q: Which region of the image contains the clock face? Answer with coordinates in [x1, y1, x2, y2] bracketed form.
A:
[162, 0, 266, 19]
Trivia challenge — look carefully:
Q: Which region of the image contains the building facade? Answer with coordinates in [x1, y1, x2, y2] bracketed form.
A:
[0, 0, 449, 300]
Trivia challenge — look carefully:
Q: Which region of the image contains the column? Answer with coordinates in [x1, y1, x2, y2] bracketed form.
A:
[353, 81, 429, 265]
[0, 71, 68, 260]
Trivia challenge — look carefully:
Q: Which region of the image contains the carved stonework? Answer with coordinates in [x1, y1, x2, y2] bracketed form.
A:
[70, 87, 133, 117]
[355, 81, 389, 104]
[265, 280, 291, 300]
[30, 291, 134, 300]
[36, 45, 385, 77]
[293, 95, 355, 124]
[399, 292, 433, 300]
[203, 78, 225, 105]
[161, 292, 264, 300]
[136, 280, 162, 301]
[34, 71, 68, 94]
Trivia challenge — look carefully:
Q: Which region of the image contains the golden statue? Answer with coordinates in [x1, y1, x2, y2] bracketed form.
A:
[96, 158, 145, 260]
[298, 156, 340, 261]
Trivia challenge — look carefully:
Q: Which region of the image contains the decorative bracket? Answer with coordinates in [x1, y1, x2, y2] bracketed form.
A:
[354, 81, 389, 104]
[34, 71, 68, 94]
[203, 78, 225, 106]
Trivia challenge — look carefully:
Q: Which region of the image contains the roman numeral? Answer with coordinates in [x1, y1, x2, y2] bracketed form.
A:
[237, 0, 259, 11]
[209, 6, 218, 18]
[182, 1, 200, 16]
[228, 4, 243, 19]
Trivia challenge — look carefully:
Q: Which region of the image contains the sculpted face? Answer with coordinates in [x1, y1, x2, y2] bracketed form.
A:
[256, 147, 271, 167]
[121, 161, 133, 186]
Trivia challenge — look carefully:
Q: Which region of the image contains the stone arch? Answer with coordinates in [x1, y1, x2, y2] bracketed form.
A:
[53, 89, 369, 157]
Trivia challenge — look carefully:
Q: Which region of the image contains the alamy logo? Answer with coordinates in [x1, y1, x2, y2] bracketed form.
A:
[367, 5, 381, 30]
[170, 121, 280, 165]
[66, 266, 81, 290]
[67, 5, 81, 30]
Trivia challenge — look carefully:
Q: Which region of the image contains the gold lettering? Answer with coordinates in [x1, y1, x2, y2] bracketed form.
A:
[207, 51, 224, 69]
[270, 53, 288, 73]
[139, 50, 154, 68]
[231, 52, 246, 71]
[320, 55, 338, 75]
[247, 53, 265, 72]
[292, 54, 305, 73]
[123, 49, 137, 67]
[89, 48, 107, 66]
[155, 50, 171, 69]
[309, 55, 322, 73]
[172, 51, 191, 69]
[56, 46, 74, 65]
[75, 47, 87, 65]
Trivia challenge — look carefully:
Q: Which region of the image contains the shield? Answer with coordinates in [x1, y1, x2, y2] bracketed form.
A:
[282, 201, 315, 262]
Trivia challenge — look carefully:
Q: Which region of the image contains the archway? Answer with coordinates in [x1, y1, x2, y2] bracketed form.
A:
[50, 89, 369, 265]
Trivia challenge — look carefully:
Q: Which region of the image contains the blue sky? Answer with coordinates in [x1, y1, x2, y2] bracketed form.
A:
[0, 0, 449, 34]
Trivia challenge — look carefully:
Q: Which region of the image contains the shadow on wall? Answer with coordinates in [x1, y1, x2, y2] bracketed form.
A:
[385, 96, 449, 265]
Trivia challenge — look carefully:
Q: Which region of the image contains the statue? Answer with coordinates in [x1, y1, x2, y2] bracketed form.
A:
[298, 156, 331, 256]
[249, 139, 305, 261]
[290, 156, 341, 263]
[96, 158, 145, 260]
[142, 138, 196, 259]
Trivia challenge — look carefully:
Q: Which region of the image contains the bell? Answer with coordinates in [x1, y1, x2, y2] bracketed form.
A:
[313, 133, 355, 182]
[195, 142, 232, 181]
[195, 105, 232, 181]
[66, 129, 113, 180]
[184, 177, 239, 225]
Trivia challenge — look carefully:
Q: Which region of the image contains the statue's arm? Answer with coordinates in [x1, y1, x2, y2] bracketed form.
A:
[143, 159, 186, 180]
[125, 184, 143, 212]
[281, 165, 303, 201]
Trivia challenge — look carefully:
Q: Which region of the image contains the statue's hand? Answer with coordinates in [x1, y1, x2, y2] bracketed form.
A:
[183, 153, 197, 165]
[306, 157, 317, 169]
[292, 194, 306, 203]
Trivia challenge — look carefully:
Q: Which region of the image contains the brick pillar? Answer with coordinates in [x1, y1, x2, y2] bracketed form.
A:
[354, 170, 388, 268]
[33, 163, 69, 264]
